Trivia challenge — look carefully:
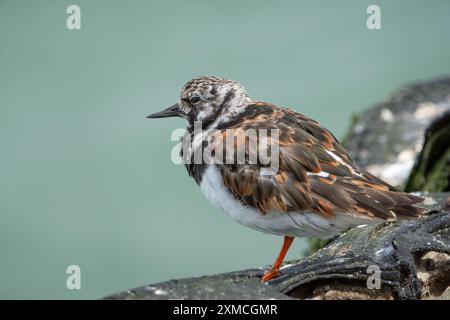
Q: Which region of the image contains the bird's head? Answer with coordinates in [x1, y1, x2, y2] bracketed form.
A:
[147, 76, 252, 127]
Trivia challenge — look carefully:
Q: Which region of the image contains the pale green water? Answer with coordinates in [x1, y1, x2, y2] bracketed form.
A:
[1, 0, 449, 299]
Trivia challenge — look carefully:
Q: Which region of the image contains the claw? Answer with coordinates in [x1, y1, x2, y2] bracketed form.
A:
[262, 268, 280, 282]
[261, 236, 295, 283]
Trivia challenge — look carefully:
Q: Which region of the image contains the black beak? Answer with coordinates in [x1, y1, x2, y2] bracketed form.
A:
[147, 103, 182, 119]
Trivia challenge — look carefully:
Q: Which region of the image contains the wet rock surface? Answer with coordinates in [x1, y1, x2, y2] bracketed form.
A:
[344, 77, 450, 188]
[104, 269, 291, 300]
[104, 192, 450, 300]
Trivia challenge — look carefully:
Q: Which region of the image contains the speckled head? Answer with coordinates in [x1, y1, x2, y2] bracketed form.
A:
[147, 76, 252, 128]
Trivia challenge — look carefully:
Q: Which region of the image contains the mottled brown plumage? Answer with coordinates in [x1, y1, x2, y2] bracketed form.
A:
[208, 102, 426, 220]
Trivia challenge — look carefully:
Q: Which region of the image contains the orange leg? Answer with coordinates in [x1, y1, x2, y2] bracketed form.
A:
[262, 236, 295, 282]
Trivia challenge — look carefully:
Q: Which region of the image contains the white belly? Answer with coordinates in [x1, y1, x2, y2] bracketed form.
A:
[199, 165, 377, 238]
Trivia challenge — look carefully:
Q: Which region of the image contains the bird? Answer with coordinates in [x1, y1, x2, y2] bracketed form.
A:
[147, 76, 426, 282]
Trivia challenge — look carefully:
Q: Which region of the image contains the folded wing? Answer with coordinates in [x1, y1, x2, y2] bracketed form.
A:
[213, 102, 426, 219]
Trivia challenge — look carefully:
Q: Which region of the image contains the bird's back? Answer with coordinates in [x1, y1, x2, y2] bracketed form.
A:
[197, 102, 427, 221]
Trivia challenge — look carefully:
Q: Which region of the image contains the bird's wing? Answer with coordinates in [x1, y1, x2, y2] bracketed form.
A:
[211, 102, 425, 219]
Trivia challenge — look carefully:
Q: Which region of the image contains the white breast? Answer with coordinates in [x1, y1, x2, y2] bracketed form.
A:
[199, 165, 377, 238]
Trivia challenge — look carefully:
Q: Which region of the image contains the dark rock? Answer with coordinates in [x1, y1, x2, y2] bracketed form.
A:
[104, 192, 450, 300]
[344, 77, 450, 188]
[104, 269, 291, 300]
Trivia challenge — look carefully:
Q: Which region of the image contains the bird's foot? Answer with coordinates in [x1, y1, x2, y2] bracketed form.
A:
[261, 268, 280, 282]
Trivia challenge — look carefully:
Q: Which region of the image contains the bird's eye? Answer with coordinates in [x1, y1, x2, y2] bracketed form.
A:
[189, 96, 201, 104]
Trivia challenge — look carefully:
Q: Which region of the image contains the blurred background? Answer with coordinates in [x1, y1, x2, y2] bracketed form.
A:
[1, 0, 450, 299]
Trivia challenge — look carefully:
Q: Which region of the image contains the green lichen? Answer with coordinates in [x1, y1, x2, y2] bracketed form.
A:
[405, 120, 450, 192]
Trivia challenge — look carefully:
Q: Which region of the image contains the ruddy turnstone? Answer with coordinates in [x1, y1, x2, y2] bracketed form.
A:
[147, 76, 426, 282]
